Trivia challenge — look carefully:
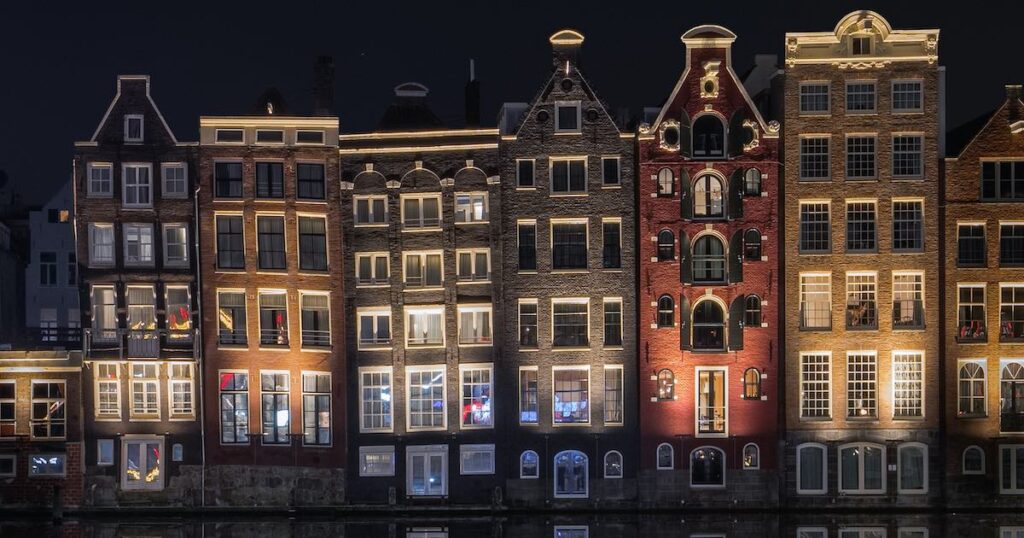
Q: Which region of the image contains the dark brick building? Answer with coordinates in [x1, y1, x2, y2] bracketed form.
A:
[635, 25, 781, 507]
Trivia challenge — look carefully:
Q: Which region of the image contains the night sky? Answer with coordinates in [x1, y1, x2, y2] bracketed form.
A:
[2, 1, 1021, 205]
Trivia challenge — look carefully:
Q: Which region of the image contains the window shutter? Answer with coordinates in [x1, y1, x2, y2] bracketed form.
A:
[729, 295, 745, 351]
[679, 168, 693, 220]
[679, 294, 691, 350]
[729, 230, 744, 283]
[728, 110, 746, 157]
[729, 169, 744, 219]
[679, 111, 692, 158]
[679, 231, 692, 284]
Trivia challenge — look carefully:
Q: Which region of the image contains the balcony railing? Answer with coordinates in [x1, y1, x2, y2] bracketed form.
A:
[799, 306, 832, 331]
[359, 335, 391, 347]
[846, 301, 877, 330]
[84, 328, 199, 359]
[15, 327, 82, 350]
[457, 272, 491, 283]
[957, 320, 987, 342]
[407, 334, 443, 347]
[697, 409, 727, 434]
[459, 334, 493, 345]
[892, 300, 925, 330]
[1000, 321, 1024, 342]
[259, 328, 289, 347]
[301, 330, 331, 348]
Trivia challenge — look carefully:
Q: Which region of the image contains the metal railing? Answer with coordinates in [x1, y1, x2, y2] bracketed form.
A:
[892, 300, 925, 330]
[956, 320, 987, 342]
[301, 330, 331, 348]
[84, 327, 199, 359]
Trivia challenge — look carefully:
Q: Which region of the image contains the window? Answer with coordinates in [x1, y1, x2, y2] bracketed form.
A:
[693, 300, 725, 351]
[551, 158, 587, 194]
[602, 157, 620, 186]
[984, 161, 1024, 200]
[217, 291, 247, 345]
[696, 368, 726, 435]
[29, 454, 66, 477]
[124, 114, 144, 142]
[406, 306, 443, 347]
[692, 235, 726, 283]
[744, 168, 762, 196]
[215, 215, 245, 269]
[898, 443, 928, 493]
[1002, 225, 1024, 266]
[255, 129, 284, 144]
[407, 445, 448, 496]
[460, 366, 493, 428]
[800, 83, 830, 114]
[359, 446, 395, 477]
[553, 299, 588, 347]
[552, 221, 588, 270]
[800, 137, 830, 180]
[893, 352, 924, 419]
[407, 366, 446, 430]
[520, 450, 539, 478]
[797, 443, 828, 494]
[517, 159, 535, 187]
[458, 305, 492, 345]
[893, 135, 923, 178]
[801, 353, 832, 419]
[743, 368, 762, 399]
[799, 202, 830, 253]
[657, 295, 674, 327]
[456, 249, 490, 282]
[163, 224, 189, 267]
[657, 369, 675, 401]
[296, 130, 324, 145]
[161, 163, 187, 198]
[518, 220, 537, 271]
[215, 129, 243, 144]
[554, 450, 588, 498]
[839, 443, 886, 494]
[88, 223, 115, 266]
[165, 286, 192, 339]
[87, 163, 113, 197]
[354, 196, 387, 225]
[892, 273, 925, 329]
[460, 444, 495, 475]
[846, 273, 877, 329]
[893, 80, 923, 112]
[255, 162, 284, 199]
[958, 285, 987, 342]
[518, 300, 538, 348]
[693, 174, 725, 218]
[690, 446, 725, 486]
[604, 366, 624, 424]
[357, 308, 391, 349]
[657, 168, 674, 196]
[126, 286, 156, 338]
[744, 229, 762, 260]
[604, 299, 622, 347]
[846, 81, 876, 113]
[1002, 285, 1024, 341]
[1001, 445, 1024, 493]
[214, 162, 243, 198]
[30, 381, 65, 439]
[657, 443, 674, 469]
[1002, 362, 1024, 432]
[402, 194, 441, 229]
[657, 230, 675, 261]
[122, 437, 162, 490]
[553, 367, 589, 424]
[123, 223, 154, 265]
[359, 367, 392, 432]
[258, 291, 289, 347]
[356, 253, 390, 285]
[846, 202, 876, 252]
[297, 216, 328, 271]
[260, 372, 289, 445]
[94, 363, 121, 419]
[519, 368, 539, 424]
[602, 219, 621, 269]
[256, 215, 286, 270]
[604, 451, 623, 478]
[958, 224, 986, 267]
[219, 371, 249, 444]
[300, 293, 330, 348]
[169, 363, 194, 418]
[455, 193, 488, 223]
[743, 443, 760, 469]
[91, 285, 118, 341]
[39, 252, 56, 286]
[958, 360, 986, 417]
[122, 164, 153, 207]
[692, 115, 725, 158]
[130, 363, 160, 418]
[893, 201, 924, 251]
[846, 136, 877, 179]
[745, 295, 762, 327]
[97, 439, 114, 466]
[963, 446, 985, 475]
[555, 102, 581, 133]
[847, 352, 877, 418]
[296, 163, 326, 200]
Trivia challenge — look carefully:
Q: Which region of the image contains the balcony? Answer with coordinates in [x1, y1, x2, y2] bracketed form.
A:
[15, 327, 82, 350]
[799, 306, 832, 331]
[84, 328, 199, 359]
[359, 334, 391, 348]
[846, 301, 877, 330]
[301, 329, 331, 348]
[957, 320, 987, 343]
[892, 300, 925, 330]
[456, 272, 491, 283]
[259, 328, 289, 347]
[1000, 321, 1024, 343]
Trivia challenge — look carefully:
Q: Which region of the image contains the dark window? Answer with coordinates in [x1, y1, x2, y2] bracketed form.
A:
[846, 136, 876, 179]
[67, 253, 76, 286]
[517, 160, 535, 187]
[518, 222, 537, 271]
[297, 163, 325, 200]
[552, 222, 587, 270]
[602, 221, 621, 269]
[799, 83, 830, 114]
[893, 135, 923, 178]
[745, 296, 762, 327]
[553, 302, 588, 347]
[744, 168, 762, 196]
[257, 216, 286, 270]
[692, 115, 725, 158]
[799, 138, 830, 180]
[39, 252, 57, 286]
[892, 81, 923, 112]
[694, 174, 725, 218]
[256, 130, 284, 143]
[982, 161, 1024, 200]
[300, 294, 330, 347]
[216, 129, 243, 143]
[957, 224, 986, 267]
[216, 215, 245, 269]
[657, 230, 675, 261]
[296, 130, 325, 144]
[744, 229, 762, 260]
[893, 201, 924, 251]
[255, 162, 284, 198]
[556, 104, 579, 131]
[663, 126, 679, 147]
[657, 168, 674, 196]
[657, 295, 674, 327]
[846, 82, 876, 112]
[693, 300, 725, 350]
[602, 157, 620, 186]
[799, 203, 830, 253]
[47, 209, 59, 223]
[218, 291, 247, 345]
[1001, 225, 1024, 266]
[519, 302, 538, 347]
[693, 235, 726, 283]
[657, 369, 675, 400]
[298, 216, 327, 271]
[852, 36, 871, 55]
[743, 368, 762, 399]
[604, 300, 622, 346]
[552, 159, 586, 193]
[846, 202, 876, 252]
[691, 447, 725, 485]
[214, 162, 243, 198]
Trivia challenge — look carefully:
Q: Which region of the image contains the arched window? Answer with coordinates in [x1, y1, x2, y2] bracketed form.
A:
[839, 442, 886, 494]
[657, 295, 674, 327]
[744, 229, 762, 260]
[693, 175, 724, 217]
[656, 443, 674, 470]
[897, 442, 928, 494]
[962, 446, 985, 475]
[692, 115, 725, 158]
[657, 369, 675, 401]
[657, 168, 674, 196]
[604, 451, 623, 479]
[744, 168, 762, 196]
[657, 230, 675, 261]
[743, 368, 761, 399]
[520, 450, 539, 479]
[693, 300, 725, 350]
[743, 443, 760, 470]
[553, 450, 588, 498]
[692, 235, 726, 283]
[796, 443, 827, 494]
[1002, 362, 1024, 426]
[690, 446, 725, 486]
[958, 361, 986, 417]
[745, 295, 762, 327]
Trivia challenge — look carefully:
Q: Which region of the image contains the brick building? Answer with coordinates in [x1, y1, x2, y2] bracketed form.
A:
[339, 81, 502, 504]
[782, 11, 943, 506]
[943, 85, 1024, 506]
[24, 181, 80, 349]
[72, 75, 202, 505]
[499, 30, 637, 507]
[635, 25, 781, 507]
[197, 86, 346, 505]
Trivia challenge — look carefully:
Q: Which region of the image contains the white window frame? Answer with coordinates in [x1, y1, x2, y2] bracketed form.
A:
[743, 443, 760, 470]
[0, 380, 15, 437]
[218, 369, 250, 445]
[799, 81, 831, 116]
[799, 273, 832, 329]
[459, 443, 495, 475]
[519, 365, 539, 425]
[552, 449, 589, 499]
[656, 442, 674, 470]
[554, 100, 582, 133]
[88, 223, 115, 267]
[551, 297, 590, 349]
[123, 114, 144, 143]
[257, 289, 290, 348]
[162, 223, 189, 267]
[406, 444, 449, 496]
[296, 214, 329, 273]
[300, 371, 332, 447]
[120, 434, 164, 491]
[400, 193, 442, 230]
[454, 192, 489, 223]
[160, 162, 188, 199]
[892, 351, 925, 420]
[358, 366, 393, 433]
[96, 439, 114, 466]
[1000, 444, 1024, 494]
[258, 370, 290, 445]
[459, 364, 494, 430]
[552, 365, 591, 426]
[214, 128, 245, 145]
[356, 307, 391, 350]
[549, 156, 588, 195]
[962, 445, 986, 475]
[129, 362, 161, 420]
[295, 130, 325, 145]
[694, 366, 729, 438]
[94, 362, 121, 420]
[121, 163, 153, 208]
[796, 442, 828, 494]
[457, 304, 493, 347]
[353, 195, 388, 227]
[837, 442, 886, 494]
[123, 223, 155, 266]
[406, 365, 447, 431]
[358, 445, 395, 477]
[355, 252, 389, 287]
[455, 248, 491, 283]
[402, 250, 444, 289]
[298, 290, 332, 348]
[167, 362, 195, 419]
[603, 364, 624, 425]
[796, 528, 828, 538]
[846, 350, 878, 419]
[897, 442, 929, 494]
[255, 129, 285, 145]
[86, 162, 113, 197]
[404, 305, 445, 348]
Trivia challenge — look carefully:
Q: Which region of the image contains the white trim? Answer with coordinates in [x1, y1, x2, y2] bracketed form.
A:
[406, 365, 447, 432]
[123, 114, 144, 143]
[551, 365, 591, 426]
[837, 442, 886, 494]
[161, 223, 190, 268]
[656, 442, 674, 470]
[358, 445, 396, 477]
[89, 76, 178, 144]
[962, 445, 986, 475]
[353, 195, 389, 227]
[796, 442, 828, 494]
[356, 307, 392, 351]
[896, 442, 929, 494]
[96, 438, 115, 466]
[121, 163, 154, 209]
[694, 366, 728, 437]
[404, 305, 445, 348]
[458, 363, 494, 429]
[214, 128, 245, 145]
[160, 162, 188, 199]
[459, 443, 495, 475]
[120, 434, 164, 490]
[554, 100, 582, 134]
[456, 304, 494, 348]
[603, 450, 623, 479]
[552, 449, 589, 499]
[86, 162, 114, 198]
[1000, 444, 1024, 494]
[406, 444, 449, 496]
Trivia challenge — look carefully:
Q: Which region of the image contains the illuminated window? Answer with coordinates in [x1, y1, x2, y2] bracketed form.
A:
[520, 450, 539, 478]
[168, 363, 194, 419]
[122, 437, 163, 490]
[743, 368, 761, 399]
[260, 372, 290, 445]
[743, 443, 760, 470]
[460, 366, 493, 428]
[359, 446, 394, 477]
[846, 273, 877, 329]
[657, 295, 674, 328]
[130, 363, 160, 419]
[454, 193, 488, 223]
[893, 352, 924, 419]
[163, 224, 189, 267]
[553, 367, 589, 424]
[219, 371, 249, 444]
[519, 368, 538, 424]
[696, 368, 727, 434]
[554, 450, 588, 498]
[405, 306, 443, 347]
[958, 360, 986, 417]
[359, 367, 392, 433]
[31, 382, 66, 439]
[657, 168, 674, 196]
[460, 444, 495, 475]
[847, 352, 877, 418]
[657, 369, 675, 401]
[407, 366, 446, 430]
[800, 353, 831, 419]
[604, 366, 623, 424]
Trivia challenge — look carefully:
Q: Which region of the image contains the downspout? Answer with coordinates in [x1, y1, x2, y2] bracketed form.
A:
[194, 173, 206, 508]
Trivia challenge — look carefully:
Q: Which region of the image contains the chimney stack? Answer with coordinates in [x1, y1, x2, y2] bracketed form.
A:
[313, 55, 335, 116]
[464, 59, 481, 127]
[1008, 84, 1022, 100]
[549, 29, 584, 71]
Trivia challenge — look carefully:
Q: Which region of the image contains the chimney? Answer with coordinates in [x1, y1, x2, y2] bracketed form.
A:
[313, 55, 335, 116]
[549, 29, 584, 71]
[464, 59, 481, 127]
[1008, 84, 1022, 100]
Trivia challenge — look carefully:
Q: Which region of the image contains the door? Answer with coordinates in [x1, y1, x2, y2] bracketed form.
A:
[407, 445, 447, 496]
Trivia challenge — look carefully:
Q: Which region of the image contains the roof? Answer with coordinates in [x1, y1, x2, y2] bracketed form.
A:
[376, 82, 445, 131]
[947, 108, 998, 158]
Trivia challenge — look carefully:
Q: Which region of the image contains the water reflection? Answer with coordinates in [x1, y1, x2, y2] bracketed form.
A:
[3, 512, 1021, 537]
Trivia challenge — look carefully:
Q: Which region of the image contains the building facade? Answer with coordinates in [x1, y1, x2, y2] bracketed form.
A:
[944, 85, 1024, 506]
[636, 25, 781, 507]
[782, 11, 943, 506]
[72, 75, 202, 505]
[24, 181, 80, 349]
[499, 30, 637, 507]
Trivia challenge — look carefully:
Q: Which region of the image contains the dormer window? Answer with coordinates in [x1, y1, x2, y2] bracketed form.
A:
[555, 101, 581, 133]
[124, 115, 144, 143]
[215, 129, 244, 144]
[255, 130, 284, 144]
[852, 36, 871, 55]
[692, 115, 725, 159]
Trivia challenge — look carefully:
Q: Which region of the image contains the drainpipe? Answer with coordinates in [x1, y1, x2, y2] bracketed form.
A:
[194, 175, 206, 508]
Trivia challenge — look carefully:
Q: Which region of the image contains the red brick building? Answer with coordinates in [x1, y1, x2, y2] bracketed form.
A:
[636, 25, 780, 506]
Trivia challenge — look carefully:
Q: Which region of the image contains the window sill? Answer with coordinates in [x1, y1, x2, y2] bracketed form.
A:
[798, 178, 832, 183]
[798, 416, 833, 422]
[454, 221, 489, 226]
[601, 185, 622, 189]
[86, 194, 114, 199]
[799, 327, 833, 332]
[257, 346, 292, 352]
[301, 346, 332, 352]
[297, 271, 331, 277]
[551, 269, 590, 274]
[549, 193, 589, 197]
[893, 176, 925, 181]
[457, 342, 493, 348]
[94, 417, 123, 422]
[353, 224, 389, 228]
[406, 345, 445, 350]
[404, 287, 444, 293]
[128, 417, 162, 422]
[551, 347, 591, 352]
[214, 268, 247, 273]
[402, 227, 442, 233]
[456, 280, 491, 285]
[515, 186, 536, 191]
[798, 112, 832, 118]
[604, 346, 624, 351]
[255, 270, 288, 275]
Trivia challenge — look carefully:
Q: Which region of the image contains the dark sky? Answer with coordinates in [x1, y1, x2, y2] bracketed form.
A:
[2, 1, 1021, 205]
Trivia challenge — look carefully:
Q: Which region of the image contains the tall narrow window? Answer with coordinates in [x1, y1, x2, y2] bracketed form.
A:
[799, 83, 830, 115]
[893, 201, 924, 251]
[256, 216, 286, 270]
[126, 286, 156, 336]
[846, 136, 877, 179]
[743, 368, 762, 399]
[800, 353, 831, 419]
[122, 164, 153, 207]
[893, 273, 925, 329]
[89, 223, 115, 266]
[460, 365, 493, 428]
[214, 162, 243, 198]
[518, 221, 537, 271]
[39, 252, 57, 286]
[30, 382, 65, 439]
[553, 367, 589, 424]
[893, 352, 924, 419]
[744, 229, 762, 260]
[691, 446, 725, 486]
[258, 292, 289, 347]
[296, 163, 326, 200]
[91, 285, 118, 341]
[0, 382, 14, 436]
[745, 295, 762, 327]
[602, 157, 620, 186]
[95, 363, 120, 419]
[520, 450, 539, 478]
[124, 114, 144, 142]
[552, 221, 588, 270]
[799, 202, 831, 253]
[217, 291, 247, 345]
[219, 371, 249, 444]
[130, 363, 160, 419]
[553, 299, 588, 347]
[517, 159, 535, 187]
[169, 363, 194, 419]
[255, 162, 284, 199]
[845, 202, 876, 252]
[847, 352, 878, 418]
[657, 168, 674, 196]
[958, 361, 986, 417]
[958, 224, 986, 267]
[604, 366, 623, 425]
[216, 215, 245, 269]
[298, 216, 328, 271]
[657, 295, 674, 328]
[657, 230, 675, 261]
[697, 369, 726, 434]
[846, 273, 877, 329]
[603, 299, 622, 347]
[165, 286, 192, 339]
[519, 300, 538, 348]
[797, 443, 827, 494]
[1004, 364, 1024, 434]
[893, 135, 924, 178]
[693, 175, 725, 218]
[554, 450, 588, 498]
[957, 285, 987, 342]
[744, 168, 762, 196]
[260, 372, 289, 445]
[519, 368, 538, 424]
[359, 368, 392, 432]
[300, 293, 330, 348]
[407, 367, 446, 430]
[302, 373, 331, 445]
[657, 443, 674, 470]
[693, 300, 725, 350]
[657, 369, 675, 401]
[163, 224, 189, 267]
[799, 137, 830, 180]
[692, 235, 726, 283]
[1002, 285, 1024, 342]
[602, 219, 621, 269]
[1001, 224, 1024, 266]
